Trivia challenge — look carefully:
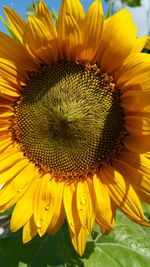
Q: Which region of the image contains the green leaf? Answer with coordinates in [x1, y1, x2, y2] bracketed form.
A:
[83, 212, 150, 267]
[104, 0, 141, 7]
[121, 0, 141, 7]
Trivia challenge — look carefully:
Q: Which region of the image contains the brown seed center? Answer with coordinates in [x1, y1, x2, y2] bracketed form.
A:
[13, 61, 123, 174]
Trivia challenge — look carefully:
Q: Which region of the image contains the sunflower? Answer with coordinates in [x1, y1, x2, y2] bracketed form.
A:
[0, 0, 150, 256]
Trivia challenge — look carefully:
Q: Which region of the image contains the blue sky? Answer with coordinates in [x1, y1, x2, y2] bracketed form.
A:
[0, 0, 149, 36]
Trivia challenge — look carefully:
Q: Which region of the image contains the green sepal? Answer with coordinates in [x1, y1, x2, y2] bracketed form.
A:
[0, 15, 20, 41]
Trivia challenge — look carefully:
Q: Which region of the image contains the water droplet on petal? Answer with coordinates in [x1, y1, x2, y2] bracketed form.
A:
[80, 198, 86, 205]
[36, 221, 41, 229]
[45, 205, 49, 211]
[70, 222, 74, 230]
[17, 188, 21, 193]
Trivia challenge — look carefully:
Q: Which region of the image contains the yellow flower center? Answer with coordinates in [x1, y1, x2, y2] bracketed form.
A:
[13, 61, 124, 175]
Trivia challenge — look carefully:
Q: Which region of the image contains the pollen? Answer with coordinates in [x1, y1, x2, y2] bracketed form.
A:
[13, 61, 124, 174]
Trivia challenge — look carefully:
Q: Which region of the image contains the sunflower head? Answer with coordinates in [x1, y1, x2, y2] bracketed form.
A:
[0, 0, 150, 256]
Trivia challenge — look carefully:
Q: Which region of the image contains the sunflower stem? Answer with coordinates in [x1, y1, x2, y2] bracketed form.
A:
[105, 0, 113, 18]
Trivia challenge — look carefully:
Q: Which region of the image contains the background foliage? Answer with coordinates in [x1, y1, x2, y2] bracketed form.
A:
[0, 210, 150, 267]
[104, 0, 141, 7]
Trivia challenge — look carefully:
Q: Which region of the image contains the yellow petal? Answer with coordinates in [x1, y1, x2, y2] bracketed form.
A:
[0, 131, 10, 139]
[0, 139, 17, 159]
[0, 137, 13, 153]
[115, 53, 150, 86]
[0, 58, 27, 85]
[10, 177, 39, 232]
[101, 166, 148, 226]
[69, 226, 89, 256]
[23, 216, 37, 243]
[145, 152, 150, 159]
[144, 36, 150, 50]
[78, 0, 104, 62]
[33, 173, 52, 234]
[62, 14, 82, 60]
[0, 77, 20, 100]
[131, 36, 148, 53]
[0, 118, 11, 126]
[0, 158, 29, 184]
[63, 182, 81, 234]
[0, 89, 19, 100]
[57, 0, 84, 59]
[47, 205, 65, 235]
[125, 115, 150, 136]
[93, 174, 115, 232]
[0, 32, 38, 71]
[0, 151, 25, 172]
[76, 178, 96, 233]
[46, 179, 65, 234]
[0, 186, 26, 213]
[36, 0, 57, 38]
[3, 6, 26, 42]
[97, 10, 137, 73]
[23, 16, 58, 63]
[121, 150, 150, 176]
[120, 65, 150, 113]
[0, 110, 12, 119]
[33, 174, 64, 236]
[0, 97, 14, 109]
[114, 157, 150, 203]
[0, 126, 9, 136]
[121, 82, 150, 100]
[58, 0, 85, 37]
[0, 77, 21, 92]
[96, 202, 116, 235]
[0, 94, 16, 103]
[0, 162, 35, 206]
[125, 135, 150, 153]
[121, 90, 150, 113]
